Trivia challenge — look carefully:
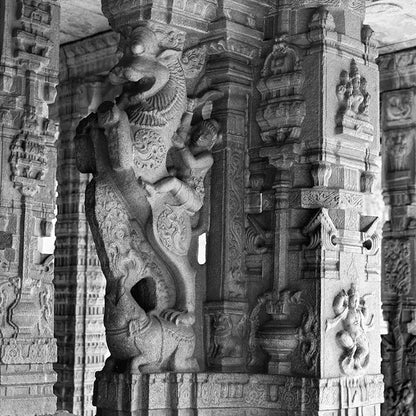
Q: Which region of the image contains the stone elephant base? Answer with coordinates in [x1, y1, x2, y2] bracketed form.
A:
[93, 371, 384, 416]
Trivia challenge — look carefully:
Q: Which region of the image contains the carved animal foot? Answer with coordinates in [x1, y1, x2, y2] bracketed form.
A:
[130, 356, 159, 374]
[160, 309, 195, 326]
[102, 356, 117, 373]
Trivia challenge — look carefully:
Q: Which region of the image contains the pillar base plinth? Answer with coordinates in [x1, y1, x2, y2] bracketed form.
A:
[94, 370, 384, 416]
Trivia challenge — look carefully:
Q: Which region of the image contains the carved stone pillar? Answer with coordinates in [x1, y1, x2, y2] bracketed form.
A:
[203, 0, 270, 372]
[54, 33, 118, 416]
[380, 47, 416, 416]
[247, 0, 384, 413]
[0, 0, 60, 415]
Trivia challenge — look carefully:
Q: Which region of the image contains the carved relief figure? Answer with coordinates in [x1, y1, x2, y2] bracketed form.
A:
[326, 284, 374, 375]
[38, 285, 53, 336]
[209, 313, 247, 359]
[336, 60, 368, 116]
[261, 34, 300, 77]
[335, 59, 374, 141]
[145, 104, 221, 216]
[74, 25, 216, 373]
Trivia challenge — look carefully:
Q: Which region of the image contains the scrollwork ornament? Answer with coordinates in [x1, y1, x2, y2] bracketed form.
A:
[156, 205, 190, 256]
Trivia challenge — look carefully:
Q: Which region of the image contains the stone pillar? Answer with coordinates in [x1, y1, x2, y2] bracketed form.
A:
[0, 0, 60, 415]
[379, 46, 416, 416]
[247, 0, 384, 412]
[54, 32, 118, 416]
[203, 0, 270, 372]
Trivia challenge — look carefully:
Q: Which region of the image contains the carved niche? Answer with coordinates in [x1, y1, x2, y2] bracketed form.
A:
[75, 24, 221, 374]
[336, 59, 374, 142]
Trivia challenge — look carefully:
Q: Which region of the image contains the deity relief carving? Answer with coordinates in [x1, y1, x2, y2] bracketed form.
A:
[75, 25, 220, 373]
[385, 90, 414, 124]
[385, 129, 414, 172]
[336, 59, 374, 141]
[326, 284, 374, 375]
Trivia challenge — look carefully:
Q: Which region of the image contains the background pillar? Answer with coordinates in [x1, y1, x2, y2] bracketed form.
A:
[53, 32, 118, 416]
[379, 46, 416, 416]
[0, 0, 60, 414]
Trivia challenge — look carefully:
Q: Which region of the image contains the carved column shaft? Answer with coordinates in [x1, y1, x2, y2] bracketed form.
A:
[0, 0, 60, 415]
[248, 0, 384, 412]
[203, 0, 269, 371]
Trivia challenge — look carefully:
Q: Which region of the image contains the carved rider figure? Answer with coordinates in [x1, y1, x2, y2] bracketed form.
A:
[145, 114, 221, 216]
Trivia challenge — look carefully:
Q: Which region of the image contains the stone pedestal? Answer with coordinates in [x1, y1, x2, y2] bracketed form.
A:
[94, 371, 384, 416]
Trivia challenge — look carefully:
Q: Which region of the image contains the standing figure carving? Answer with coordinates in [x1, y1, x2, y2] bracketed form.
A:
[326, 284, 374, 375]
[74, 25, 219, 373]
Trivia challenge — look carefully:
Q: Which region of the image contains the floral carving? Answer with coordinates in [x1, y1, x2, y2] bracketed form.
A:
[133, 129, 167, 171]
[383, 239, 411, 295]
[156, 205, 190, 256]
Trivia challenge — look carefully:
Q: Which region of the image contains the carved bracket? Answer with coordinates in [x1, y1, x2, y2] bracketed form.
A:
[303, 208, 338, 250]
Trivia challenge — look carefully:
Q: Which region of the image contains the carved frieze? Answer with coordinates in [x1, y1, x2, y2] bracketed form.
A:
[94, 371, 384, 415]
[0, 337, 57, 364]
[291, 0, 365, 15]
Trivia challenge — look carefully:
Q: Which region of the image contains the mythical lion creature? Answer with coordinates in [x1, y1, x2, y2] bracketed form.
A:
[74, 25, 219, 373]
